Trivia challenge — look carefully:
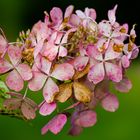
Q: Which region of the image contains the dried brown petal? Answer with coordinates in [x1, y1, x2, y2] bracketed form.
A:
[73, 82, 92, 103]
[73, 64, 90, 80]
[55, 83, 73, 103]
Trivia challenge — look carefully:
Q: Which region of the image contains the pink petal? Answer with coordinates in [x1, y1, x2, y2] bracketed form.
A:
[6, 70, 24, 91]
[98, 21, 112, 37]
[50, 7, 63, 25]
[88, 62, 105, 84]
[16, 64, 32, 81]
[28, 71, 47, 91]
[76, 10, 86, 19]
[64, 5, 74, 18]
[0, 35, 7, 57]
[43, 78, 59, 103]
[34, 40, 44, 59]
[74, 56, 89, 71]
[41, 42, 59, 61]
[58, 46, 67, 57]
[41, 114, 67, 135]
[75, 110, 97, 127]
[96, 38, 109, 52]
[105, 43, 121, 60]
[108, 5, 117, 25]
[85, 8, 96, 20]
[35, 54, 52, 75]
[121, 55, 130, 68]
[39, 101, 56, 116]
[0, 59, 13, 74]
[51, 63, 74, 81]
[101, 93, 119, 112]
[61, 28, 77, 44]
[69, 125, 83, 136]
[69, 14, 81, 26]
[8, 45, 22, 65]
[115, 77, 132, 93]
[105, 62, 122, 82]
[86, 45, 103, 61]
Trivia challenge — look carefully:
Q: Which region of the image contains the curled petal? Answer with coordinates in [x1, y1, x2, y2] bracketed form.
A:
[101, 93, 119, 112]
[28, 71, 47, 91]
[39, 101, 56, 116]
[105, 62, 122, 82]
[108, 5, 117, 25]
[85, 8, 96, 20]
[115, 77, 132, 93]
[6, 70, 24, 92]
[16, 64, 33, 81]
[43, 78, 59, 103]
[51, 63, 74, 81]
[8, 45, 22, 65]
[0, 59, 13, 74]
[88, 63, 105, 84]
[74, 56, 89, 71]
[41, 114, 67, 135]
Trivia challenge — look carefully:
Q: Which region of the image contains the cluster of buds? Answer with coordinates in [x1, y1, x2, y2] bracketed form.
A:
[0, 5, 139, 136]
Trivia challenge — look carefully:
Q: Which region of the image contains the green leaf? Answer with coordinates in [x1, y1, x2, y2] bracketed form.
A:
[0, 80, 10, 98]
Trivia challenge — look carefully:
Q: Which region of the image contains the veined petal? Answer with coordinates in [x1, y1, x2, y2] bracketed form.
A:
[16, 64, 32, 81]
[74, 56, 89, 71]
[0, 59, 13, 74]
[28, 71, 47, 91]
[50, 7, 63, 25]
[8, 45, 22, 66]
[6, 70, 24, 91]
[105, 62, 122, 82]
[41, 114, 67, 135]
[39, 101, 56, 116]
[88, 62, 105, 84]
[43, 78, 59, 103]
[51, 63, 74, 81]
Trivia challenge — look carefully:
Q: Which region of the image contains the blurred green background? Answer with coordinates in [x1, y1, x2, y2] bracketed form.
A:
[0, 0, 140, 140]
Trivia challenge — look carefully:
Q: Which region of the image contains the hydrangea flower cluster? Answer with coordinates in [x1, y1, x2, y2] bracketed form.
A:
[0, 5, 139, 135]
